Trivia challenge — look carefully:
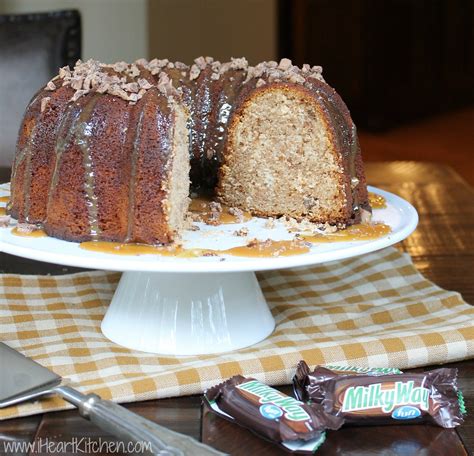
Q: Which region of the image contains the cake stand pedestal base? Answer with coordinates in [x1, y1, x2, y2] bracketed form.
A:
[101, 271, 275, 355]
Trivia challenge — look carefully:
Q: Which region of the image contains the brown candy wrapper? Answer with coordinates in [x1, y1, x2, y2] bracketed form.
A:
[293, 361, 466, 428]
[293, 362, 403, 403]
[204, 375, 344, 454]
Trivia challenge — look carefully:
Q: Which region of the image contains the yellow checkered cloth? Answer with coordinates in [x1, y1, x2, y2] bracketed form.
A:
[1, 247, 473, 420]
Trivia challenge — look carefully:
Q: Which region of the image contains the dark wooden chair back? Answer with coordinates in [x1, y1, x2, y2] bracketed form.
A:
[0, 10, 81, 168]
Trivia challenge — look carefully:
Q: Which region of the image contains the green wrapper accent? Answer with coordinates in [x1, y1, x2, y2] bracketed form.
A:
[312, 432, 326, 453]
[324, 364, 403, 375]
[458, 390, 467, 415]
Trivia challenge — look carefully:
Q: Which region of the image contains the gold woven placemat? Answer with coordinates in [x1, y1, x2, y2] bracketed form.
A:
[1, 246, 473, 420]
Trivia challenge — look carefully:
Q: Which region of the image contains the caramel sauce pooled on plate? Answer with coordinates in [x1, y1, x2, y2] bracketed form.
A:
[11, 227, 47, 238]
[189, 197, 252, 225]
[0, 196, 9, 203]
[80, 239, 311, 258]
[368, 192, 387, 209]
[219, 239, 310, 257]
[303, 223, 391, 243]
[80, 242, 204, 258]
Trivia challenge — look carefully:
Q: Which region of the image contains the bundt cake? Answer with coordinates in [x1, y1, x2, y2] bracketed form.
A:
[9, 57, 370, 245]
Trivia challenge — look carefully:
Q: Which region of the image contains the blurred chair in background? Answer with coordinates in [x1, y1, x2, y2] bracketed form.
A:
[0, 10, 81, 169]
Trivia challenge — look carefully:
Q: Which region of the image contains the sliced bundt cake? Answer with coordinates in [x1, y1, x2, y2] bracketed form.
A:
[9, 57, 370, 245]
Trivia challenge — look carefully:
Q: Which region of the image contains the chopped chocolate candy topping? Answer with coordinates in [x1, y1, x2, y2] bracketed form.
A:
[0, 215, 11, 227]
[59, 65, 71, 79]
[156, 72, 177, 97]
[211, 60, 221, 72]
[112, 61, 128, 72]
[146, 58, 169, 75]
[47, 57, 325, 105]
[55, 59, 179, 103]
[228, 207, 244, 222]
[16, 223, 40, 233]
[194, 56, 208, 70]
[233, 227, 249, 237]
[138, 78, 153, 90]
[40, 97, 51, 113]
[244, 58, 324, 85]
[278, 58, 292, 70]
[209, 201, 222, 213]
[189, 64, 200, 81]
[175, 61, 187, 70]
[230, 57, 249, 70]
[134, 58, 148, 67]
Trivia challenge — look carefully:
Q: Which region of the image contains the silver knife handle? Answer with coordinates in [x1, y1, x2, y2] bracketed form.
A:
[54, 385, 226, 456]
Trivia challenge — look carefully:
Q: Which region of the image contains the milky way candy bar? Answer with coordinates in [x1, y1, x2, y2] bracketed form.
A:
[293, 361, 403, 403]
[204, 375, 344, 454]
[293, 363, 466, 428]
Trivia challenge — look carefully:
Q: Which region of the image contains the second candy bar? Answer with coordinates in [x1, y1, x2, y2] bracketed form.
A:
[293, 361, 466, 428]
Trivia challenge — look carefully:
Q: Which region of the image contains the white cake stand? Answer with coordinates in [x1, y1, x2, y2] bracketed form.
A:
[0, 185, 418, 355]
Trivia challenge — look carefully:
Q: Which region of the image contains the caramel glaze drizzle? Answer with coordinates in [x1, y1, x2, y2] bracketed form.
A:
[22, 126, 38, 222]
[368, 192, 387, 209]
[0, 196, 9, 202]
[309, 81, 360, 217]
[45, 95, 101, 237]
[125, 103, 145, 242]
[349, 124, 360, 212]
[10, 92, 42, 186]
[76, 95, 101, 237]
[197, 78, 212, 183]
[11, 227, 47, 238]
[11, 223, 390, 255]
[80, 241, 199, 257]
[221, 239, 310, 257]
[17, 124, 39, 222]
[205, 71, 247, 189]
[8, 217, 389, 257]
[80, 239, 310, 258]
[79, 196, 390, 256]
[46, 103, 82, 222]
[303, 223, 391, 243]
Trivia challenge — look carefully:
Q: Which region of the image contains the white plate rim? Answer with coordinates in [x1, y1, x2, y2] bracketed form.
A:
[0, 185, 418, 273]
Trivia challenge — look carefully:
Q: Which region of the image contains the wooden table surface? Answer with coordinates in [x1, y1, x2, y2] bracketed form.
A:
[0, 161, 473, 456]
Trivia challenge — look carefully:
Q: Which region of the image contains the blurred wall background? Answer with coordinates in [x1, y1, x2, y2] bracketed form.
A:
[148, 0, 277, 64]
[0, 0, 148, 62]
[0, 0, 277, 64]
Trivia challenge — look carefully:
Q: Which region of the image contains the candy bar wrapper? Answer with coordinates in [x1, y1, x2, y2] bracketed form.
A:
[204, 375, 344, 454]
[322, 364, 403, 376]
[293, 361, 403, 403]
[293, 362, 466, 428]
